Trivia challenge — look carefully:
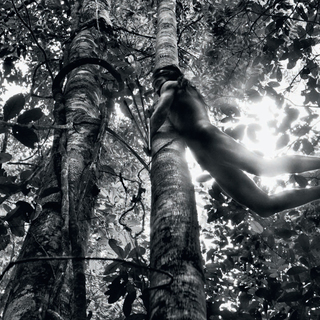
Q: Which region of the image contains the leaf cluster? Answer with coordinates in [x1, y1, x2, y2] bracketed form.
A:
[103, 239, 148, 319]
[202, 181, 320, 319]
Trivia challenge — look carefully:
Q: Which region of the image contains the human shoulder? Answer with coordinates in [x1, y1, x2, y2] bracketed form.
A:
[160, 80, 179, 95]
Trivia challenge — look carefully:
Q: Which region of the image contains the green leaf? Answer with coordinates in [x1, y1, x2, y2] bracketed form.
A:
[277, 291, 302, 303]
[196, 173, 212, 183]
[5, 201, 33, 222]
[255, 288, 270, 300]
[0, 220, 8, 235]
[246, 76, 260, 90]
[109, 239, 125, 258]
[239, 292, 252, 309]
[106, 281, 125, 303]
[250, 220, 263, 234]
[286, 108, 299, 122]
[100, 165, 116, 175]
[219, 104, 240, 117]
[8, 217, 25, 237]
[304, 89, 319, 104]
[267, 235, 275, 248]
[247, 124, 261, 142]
[287, 266, 308, 275]
[276, 68, 283, 82]
[128, 246, 146, 260]
[0, 181, 20, 194]
[297, 234, 310, 252]
[267, 81, 280, 87]
[104, 261, 123, 275]
[208, 184, 223, 201]
[311, 235, 320, 251]
[124, 243, 131, 257]
[17, 108, 44, 124]
[265, 37, 285, 51]
[293, 175, 308, 188]
[276, 134, 290, 149]
[12, 125, 39, 149]
[0, 233, 10, 250]
[220, 116, 235, 123]
[106, 274, 128, 303]
[251, 2, 263, 13]
[288, 249, 295, 263]
[292, 140, 301, 151]
[123, 290, 136, 317]
[246, 89, 262, 102]
[274, 228, 296, 239]
[3, 93, 25, 121]
[20, 170, 33, 181]
[0, 152, 12, 163]
[292, 126, 311, 137]
[301, 139, 314, 154]
[296, 5, 308, 21]
[225, 124, 246, 140]
[310, 266, 320, 280]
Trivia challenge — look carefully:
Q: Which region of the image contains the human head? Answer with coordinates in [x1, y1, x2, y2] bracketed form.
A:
[152, 65, 183, 95]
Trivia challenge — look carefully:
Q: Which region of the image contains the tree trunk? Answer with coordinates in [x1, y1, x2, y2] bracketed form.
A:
[149, 0, 206, 319]
[2, 1, 112, 319]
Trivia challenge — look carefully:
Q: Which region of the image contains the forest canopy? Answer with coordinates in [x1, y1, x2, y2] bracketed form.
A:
[1, 0, 320, 319]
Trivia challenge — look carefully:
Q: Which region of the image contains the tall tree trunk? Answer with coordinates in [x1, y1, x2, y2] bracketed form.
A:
[149, 0, 206, 319]
[2, 1, 112, 319]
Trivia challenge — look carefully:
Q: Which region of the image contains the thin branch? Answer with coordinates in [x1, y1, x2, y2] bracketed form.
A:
[126, 80, 148, 136]
[177, 14, 203, 44]
[0, 120, 72, 131]
[0, 256, 174, 291]
[105, 127, 149, 172]
[114, 26, 156, 39]
[135, 78, 148, 124]
[122, 98, 147, 143]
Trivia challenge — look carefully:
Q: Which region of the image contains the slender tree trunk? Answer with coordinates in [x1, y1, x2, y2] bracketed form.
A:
[3, 1, 112, 319]
[149, 0, 206, 319]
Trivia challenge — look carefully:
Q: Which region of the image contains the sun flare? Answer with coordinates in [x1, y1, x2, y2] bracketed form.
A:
[240, 97, 283, 157]
[188, 96, 299, 191]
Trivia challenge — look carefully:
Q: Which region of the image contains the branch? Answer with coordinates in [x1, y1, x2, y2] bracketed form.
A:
[0, 256, 174, 290]
[0, 120, 72, 131]
[126, 80, 148, 136]
[114, 26, 156, 39]
[177, 14, 203, 44]
[105, 127, 150, 172]
[121, 98, 146, 142]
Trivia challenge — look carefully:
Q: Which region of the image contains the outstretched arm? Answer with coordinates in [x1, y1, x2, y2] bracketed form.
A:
[150, 81, 177, 138]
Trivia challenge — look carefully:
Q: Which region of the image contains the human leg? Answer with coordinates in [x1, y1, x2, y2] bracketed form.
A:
[187, 121, 320, 177]
[211, 165, 320, 217]
[263, 155, 320, 176]
[187, 123, 271, 176]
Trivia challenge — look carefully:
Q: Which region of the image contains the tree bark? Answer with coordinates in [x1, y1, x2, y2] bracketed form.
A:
[149, 0, 206, 319]
[2, 1, 112, 319]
